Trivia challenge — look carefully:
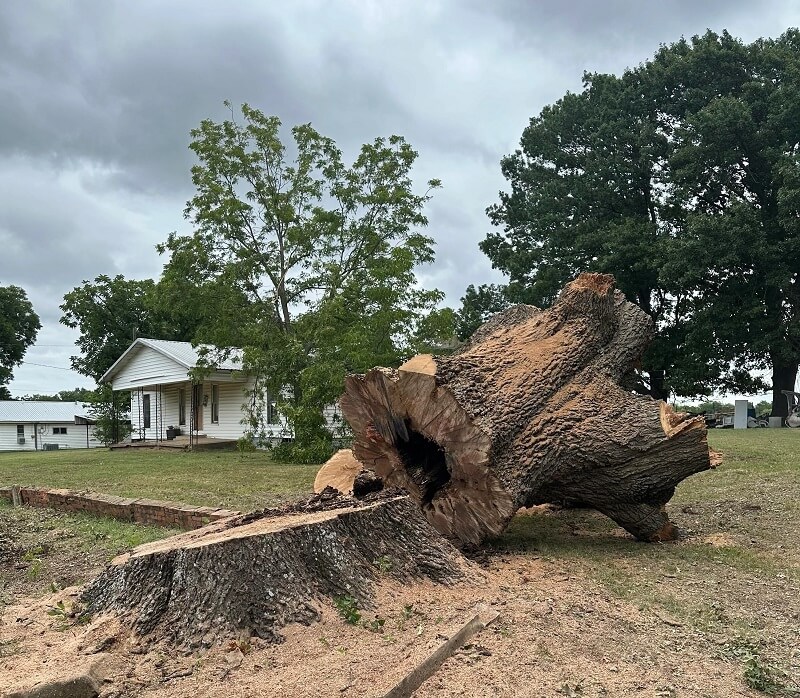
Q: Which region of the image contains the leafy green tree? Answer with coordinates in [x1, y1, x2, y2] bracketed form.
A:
[655, 30, 800, 418]
[158, 103, 444, 458]
[149, 240, 255, 352]
[456, 284, 510, 341]
[676, 400, 735, 414]
[0, 284, 41, 395]
[87, 383, 132, 445]
[483, 30, 799, 411]
[60, 275, 202, 381]
[412, 307, 459, 354]
[755, 400, 773, 417]
[19, 388, 95, 402]
[483, 68, 685, 399]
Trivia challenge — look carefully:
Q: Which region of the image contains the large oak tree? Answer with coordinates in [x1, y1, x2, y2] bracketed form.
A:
[482, 30, 800, 414]
[656, 30, 800, 417]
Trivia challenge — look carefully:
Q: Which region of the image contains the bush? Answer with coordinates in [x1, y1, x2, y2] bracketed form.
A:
[236, 436, 257, 453]
[270, 439, 334, 465]
[89, 384, 132, 446]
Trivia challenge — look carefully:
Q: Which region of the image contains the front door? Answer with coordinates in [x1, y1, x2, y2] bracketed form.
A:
[192, 384, 204, 431]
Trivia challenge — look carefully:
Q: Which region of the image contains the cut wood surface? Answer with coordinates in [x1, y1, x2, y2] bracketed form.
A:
[313, 448, 362, 494]
[340, 273, 716, 545]
[82, 490, 470, 648]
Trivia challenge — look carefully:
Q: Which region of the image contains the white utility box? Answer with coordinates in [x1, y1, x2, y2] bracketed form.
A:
[733, 400, 749, 429]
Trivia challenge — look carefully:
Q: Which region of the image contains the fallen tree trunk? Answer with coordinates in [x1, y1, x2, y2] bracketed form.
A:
[82, 491, 469, 648]
[340, 273, 716, 546]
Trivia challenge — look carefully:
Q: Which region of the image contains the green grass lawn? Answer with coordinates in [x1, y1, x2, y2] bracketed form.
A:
[0, 448, 319, 511]
[0, 428, 795, 514]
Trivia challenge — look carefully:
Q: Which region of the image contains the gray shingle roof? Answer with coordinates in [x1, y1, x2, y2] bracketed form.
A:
[0, 401, 92, 423]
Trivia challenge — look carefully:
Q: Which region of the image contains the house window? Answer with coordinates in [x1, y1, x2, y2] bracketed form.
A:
[211, 385, 219, 424]
[143, 394, 151, 429]
[16, 425, 24, 437]
[178, 388, 186, 426]
[266, 392, 281, 424]
[53, 427, 67, 435]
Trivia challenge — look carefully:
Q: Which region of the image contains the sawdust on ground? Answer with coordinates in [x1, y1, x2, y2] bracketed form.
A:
[0, 552, 786, 697]
[3, 493, 800, 698]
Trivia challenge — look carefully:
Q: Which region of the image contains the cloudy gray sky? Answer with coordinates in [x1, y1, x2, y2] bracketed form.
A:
[2, 0, 799, 397]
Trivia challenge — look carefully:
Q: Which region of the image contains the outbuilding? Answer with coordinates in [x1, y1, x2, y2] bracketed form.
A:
[0, 401, 100, 451]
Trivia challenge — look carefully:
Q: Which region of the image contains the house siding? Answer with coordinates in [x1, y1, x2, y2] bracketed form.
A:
[129, 381, 260, 440]
[322, 402, 349, 441]
[112, 347, 191, 390]
[0, 422, 102, 451]
[198, 380, 293, 440]
[204, 382, 250, 440]
[128, 383, 344, 444]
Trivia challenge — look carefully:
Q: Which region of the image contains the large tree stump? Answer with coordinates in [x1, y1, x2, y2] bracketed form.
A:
[340, 273, 716, 546]
[82, 491, 469, 648]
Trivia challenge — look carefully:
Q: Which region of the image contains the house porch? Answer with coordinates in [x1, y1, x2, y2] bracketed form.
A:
[109, 434, 238, 451]
[124, 378, 255, 449]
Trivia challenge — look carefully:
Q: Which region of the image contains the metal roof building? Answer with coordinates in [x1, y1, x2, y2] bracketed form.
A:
[0, 401, 93, 423]
[0, 401, 100, 451]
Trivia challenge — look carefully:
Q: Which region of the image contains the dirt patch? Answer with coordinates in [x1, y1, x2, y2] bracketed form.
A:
[0, 506, 111, 602]
[700, 532, 738, 547]
[0, 568, 767, 697]
[2, 488, 799, 697]
[3, 547, 797, 697]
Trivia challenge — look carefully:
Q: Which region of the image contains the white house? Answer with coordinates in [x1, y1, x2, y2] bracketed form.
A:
[101, 338, 341, 446]
[0, 401, 101, 451]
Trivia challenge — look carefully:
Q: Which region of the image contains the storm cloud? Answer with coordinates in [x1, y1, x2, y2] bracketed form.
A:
[2, 0, 798, 394]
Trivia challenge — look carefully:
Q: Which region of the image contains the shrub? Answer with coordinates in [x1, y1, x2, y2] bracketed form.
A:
[270, 439, 334, 464]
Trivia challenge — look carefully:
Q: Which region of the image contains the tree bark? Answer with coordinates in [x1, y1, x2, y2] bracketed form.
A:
[340, 273, 716, 546]
[82, 491, 468, 648]
[770, 355, 798, 419]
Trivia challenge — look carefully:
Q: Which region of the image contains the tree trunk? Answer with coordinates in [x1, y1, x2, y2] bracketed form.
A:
[82, 491, 468, 648]
[770, 355, 798, 419]
[340, 273, 716, 546]
[648, 370, 669, 401]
